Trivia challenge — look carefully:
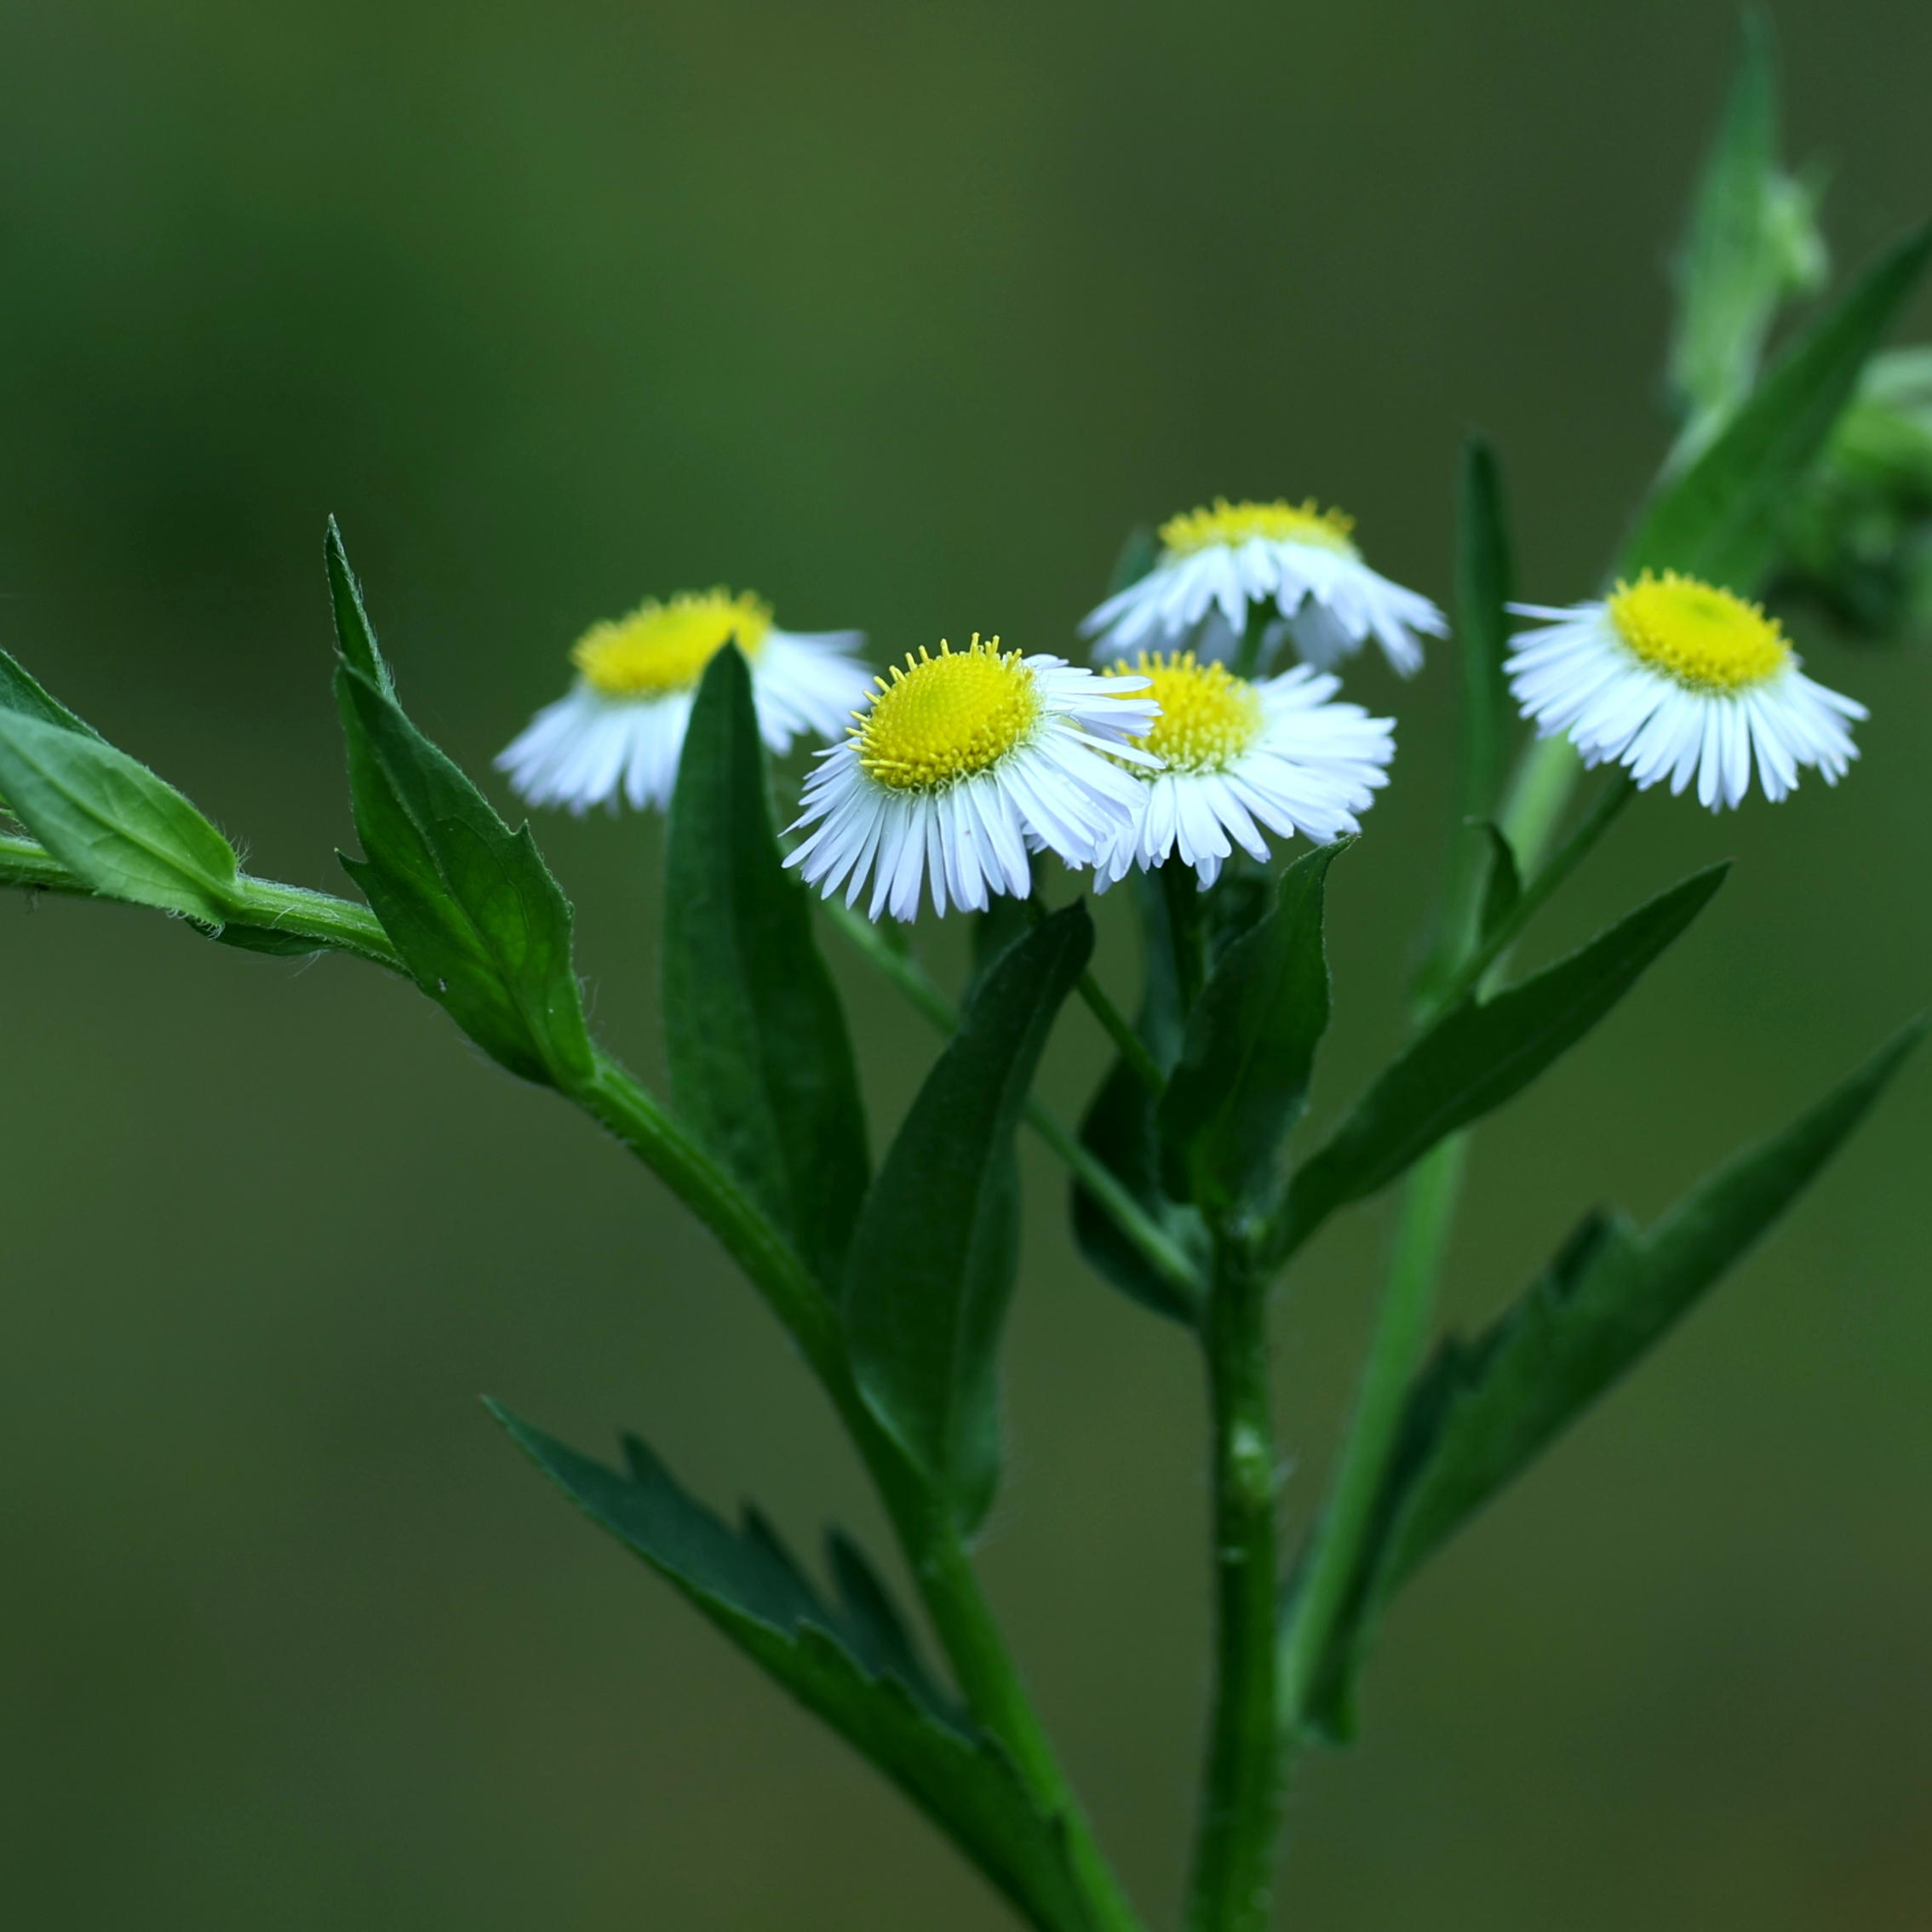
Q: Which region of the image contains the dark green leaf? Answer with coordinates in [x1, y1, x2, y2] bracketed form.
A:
[1273, 866, 1727, 1262]
[663, 648, 869, 1278]
[327, 529, 591, 1088]
[1453, 439, 1517, 829]
[1476, 825, 1522, 943]
[496, 1407, 1097, 1932]
[1071, 870, 1203, 1325]
[825, 1528, 954, 1714]
[964, 891, 1036, 1008]
[1301, 1019, 1923, 1739]
[1158, 841, 1347, 1213]
[0, 709, 239, 926]
[1625, 223, 1932, 593]
[846, 903, 1093, 1527]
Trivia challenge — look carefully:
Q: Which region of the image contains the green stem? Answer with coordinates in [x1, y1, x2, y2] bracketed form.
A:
[0, 833, 405, 973]
[822, 899, 1206, 1310]
[1425, 770, 1636, 1022]
[1276, 1134, 1465, 1734]
[1078, 966, 1166, 1098]
[1497, 732, 1584, 873]
[1160, 861, 1207, 1011]
[1230, 605, 1273, 681]
[1184, 1237, 1281, 1932]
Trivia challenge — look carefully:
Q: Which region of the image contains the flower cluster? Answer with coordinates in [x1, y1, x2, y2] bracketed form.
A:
[498, 502, 1870, 918]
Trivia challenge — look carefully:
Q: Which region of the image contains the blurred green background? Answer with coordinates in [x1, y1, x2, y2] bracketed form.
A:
[3, 2, 1929, 1926]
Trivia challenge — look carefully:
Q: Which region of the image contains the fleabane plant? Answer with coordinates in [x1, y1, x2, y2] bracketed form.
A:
[3, 21, 1929, 1932]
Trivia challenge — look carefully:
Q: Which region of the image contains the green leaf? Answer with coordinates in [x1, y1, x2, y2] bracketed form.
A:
[1107, 524, 1160, 596]
[1626, 222, 1932, 593]
[1667, 13, 1826, 437]
[964, 891, 1036, 1008]
[1272, 866, 1727, 1263]
[495, 1408, 1098, 1932]
[1476, 825, 1521, 943]
[1452, 438, 1517, 830]
[1071, 870, 1204, 1325]
[663, 648, 869, 1279]
[846, 903, 1093, 1526]
[1300, 1018, 1923, 1739]
[0, 644, 105, 742]
[0, 708, 239, 926]
[327, 528, 592, 1088]
[1158, 841, 1347, 1214]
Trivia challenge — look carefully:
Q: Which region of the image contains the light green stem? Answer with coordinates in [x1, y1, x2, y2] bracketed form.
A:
[822, 899, 1206, 1312]
[1276, 1135, 1465, 1734]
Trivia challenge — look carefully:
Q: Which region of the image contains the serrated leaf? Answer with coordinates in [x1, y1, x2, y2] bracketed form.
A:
[0, 708, 239, 926]
[1625, 223, 1932, 592]
[326, 528, 591, 1088]
[1299, 1019, 1923, 1739]
[1272, 866, 1727, 1263]
[496, 1407, 1097, 1932]
[1668, 13, 1826, 437]
[846, 903, 1093, 1527]
[663, 648, 869, 1278]
[1158, 841, 1346, 1214]
[1071, 870, 1203, 1325]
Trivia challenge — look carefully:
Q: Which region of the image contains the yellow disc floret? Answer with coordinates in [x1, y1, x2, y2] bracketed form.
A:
[1109, 652, 1262, 772]
[1606, 570, 1791, 693]
[574, 589, 773, 698]
[857, 637, 1041, 791]
[1160, 497, 1357, 559]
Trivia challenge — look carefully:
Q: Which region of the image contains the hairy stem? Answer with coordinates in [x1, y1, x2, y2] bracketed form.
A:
[1185, 1238, 1281, 1932]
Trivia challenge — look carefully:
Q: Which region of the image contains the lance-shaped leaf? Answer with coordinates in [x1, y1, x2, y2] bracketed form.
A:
[1624, 222, 1932, 593]
[327, 523, 592, 1088]
[0, 643, 106, 743]
[0, 708, 240, 926]
[1270, 866, 1727, 1264]
[1072, 869, 1203, 1324]
[1667, 13, 1826, 439]
[1158, 841, 1346, 1214]
[494, 1409, 1097, 1932]
[662, 648, 869, 1279]
[1298, 1019, 1923, 1740]
[846, 903, 1093, 1526]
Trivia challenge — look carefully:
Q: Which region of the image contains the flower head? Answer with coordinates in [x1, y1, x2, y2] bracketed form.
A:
[1093, 653, 1396, 889]
[786, 636, 1159, 921]
[1505, 570, 1866, 810]
[1081, 497, 1446, 678]
[497, 588, 870, 813]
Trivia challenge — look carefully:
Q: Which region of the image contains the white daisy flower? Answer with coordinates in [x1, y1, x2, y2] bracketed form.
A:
[1080, 498, 1447, 678]
[497, 588, 871, 813]
[1092, 653, 1396, 890]
[785, 635, 1160, 922]
[1505, 570, 1866, 810]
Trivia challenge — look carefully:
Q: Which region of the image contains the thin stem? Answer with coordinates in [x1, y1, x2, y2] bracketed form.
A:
[1185, 1237, 1281, 1932]
[1078, 966, 1166, 1099]
[1498, 731, 1584, 874]
[1424, 770, 1636, 1022]
[822, 899, 1206, 1309]
[1276, 1134, 1465, 1734]
[1160, 860, 1207, 1011]
[1230, 604, 1272, 681]
[1, 833, 406, 973]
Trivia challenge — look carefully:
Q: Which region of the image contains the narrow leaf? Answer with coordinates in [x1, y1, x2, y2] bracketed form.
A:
[1158, 841, 1346, 1213]
[327, 528, 591, 1088]
[1301, 1019, 1923, 1738]
[495, 1409, 1097, 1932]
[846, 903, 1093, 1526]
[1273, 866, 1727, 1261]
[1107, 525, 1160, 596]
[1625, 222, 1932, 592]
[0, 644, 105, 742]
[663, 648, 869, 1278]
[1453, 439, 1517, 830]
[1476, 825, 1522, 943]
[1071, 869, 1203, 1324]
[0, 709, 238, 926]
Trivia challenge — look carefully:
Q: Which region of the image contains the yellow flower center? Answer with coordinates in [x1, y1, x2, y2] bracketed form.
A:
[1605, 571, 1791, 693]
[1159, 497, 1357, 559]
[573, 589, 773, 698]
[856, 638, 1042, 792]
[1109, 652, 1262, 772]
